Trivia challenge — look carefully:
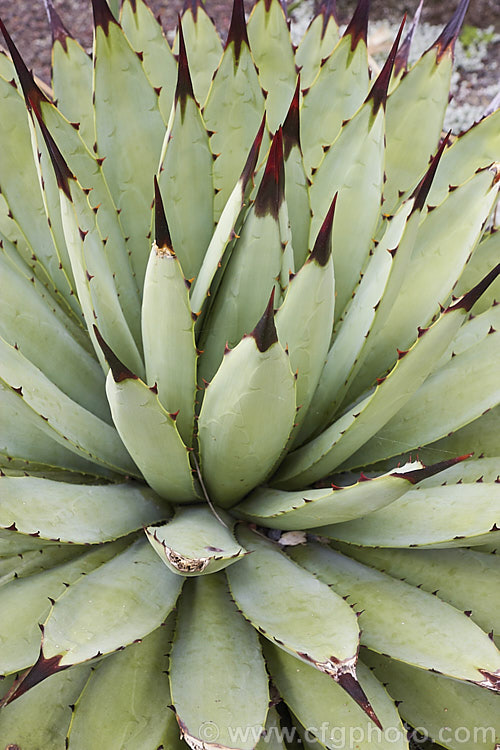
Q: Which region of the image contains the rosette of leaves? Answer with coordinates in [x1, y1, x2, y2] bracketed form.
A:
[0, 0, 499, 748]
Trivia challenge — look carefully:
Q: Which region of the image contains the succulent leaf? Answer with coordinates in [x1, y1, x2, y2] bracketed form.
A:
[0, 335, 138, 476]
[67, 623, 179, 749]
[282, 78, 311, 269]
[0, 248, 108, 420]
[121, 0, 177, 124]
[3, 33, 144, 359]
[299, 198, 414, 441]
[237, 459, 461, 530]
[276, 265, 500, 488]
[98, 334, 199, 502]
[199, 130, 286, 382]
[198, 298, 296, 506]
[363, 650, 500, 750]
[227, 528, 372, 720]
[0, 665, 91, 749]
[142, 187, 198, 446]
[295, 2, 340, 90]
[247, 0, 296, 131]
[292, 543, 500, 691]
[266, 645, 408, 749]
[46, 0, 94, 150]
[203, 0, 265, 220]
[0, 545, 82, 588]
[349, 168, 500, 401]
[0, 61, 78, 317]
[341, 542, 500, 641]
[308, 89, 386, 319]
[92, 0, 165, 290]
[382, 12, 462, 211]
[190, 115, 266, 317]
[0, 475, 167, 544]
[300, 2, 370, 176]
[414, 404, 500, 466]
[349, 304, 500, 466]
[13, 538, 183, 691]
[454, 228, 500, 315]
[0, 541, 127, 677]
[157, 24, 214, 282]
[170, 572, 269, 749]
[318, 478, 500, 549]
[57, 167, 145, 377]
[0, 382, 112, 476]
[146, 505, 246, 576]
[174, 0, 223, 107]
[256, 706, 287, 750]
[275, 196, 336, 434]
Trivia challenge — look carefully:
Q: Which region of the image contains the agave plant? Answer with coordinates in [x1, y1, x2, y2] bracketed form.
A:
[0, 0, 499, 747]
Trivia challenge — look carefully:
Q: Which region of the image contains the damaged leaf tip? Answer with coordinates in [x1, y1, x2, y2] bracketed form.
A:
[392, 454, 472, 484]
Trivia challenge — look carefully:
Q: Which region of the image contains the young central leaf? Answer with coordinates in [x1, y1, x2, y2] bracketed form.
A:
[198, 295, 296, 507]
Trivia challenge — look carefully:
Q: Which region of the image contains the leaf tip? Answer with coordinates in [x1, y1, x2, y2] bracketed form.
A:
[367, 16, 406, 114]
[447, 264, 500, 314]
[175, 17, 196, 113]
[432, 0, 470, 61]
[283, 76, 301, 159]
[394, 0, 423, 76]
[254, 127, 284, 220]
[392, 454, 472, 485]
[44, 0, 72, 51]
[153, 177, 174, 255]
[343, 0, 370, 51]
[308, 193, 337, 266]
[318, 0, 340, 39]
[336, 670, 382, 730]
[225, 0, 250, 63]
[1, 652, 65, 707]
[240, 113, 267, 191]
[410, 132, 451, 214]
[93, 326, 138, 383]
[250, 288, 278, 352]
[91, 0, 119, 36]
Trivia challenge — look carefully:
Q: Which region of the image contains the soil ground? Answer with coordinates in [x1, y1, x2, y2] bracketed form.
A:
[0, 0, 498, 86]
